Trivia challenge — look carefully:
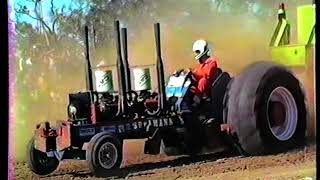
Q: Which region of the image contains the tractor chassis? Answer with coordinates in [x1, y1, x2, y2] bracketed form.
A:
[33, 114, 237, 162]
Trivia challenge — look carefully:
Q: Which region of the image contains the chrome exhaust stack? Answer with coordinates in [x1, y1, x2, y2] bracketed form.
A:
[121, 27, 132, 92]
[84, 26, 94, 92]
[154, 23, 167, 111]
[115, 20, 128, 115]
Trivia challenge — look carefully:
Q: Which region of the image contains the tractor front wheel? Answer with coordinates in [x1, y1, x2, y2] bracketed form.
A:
[86, 133, 123, 177]
[27, 138, 59, 176]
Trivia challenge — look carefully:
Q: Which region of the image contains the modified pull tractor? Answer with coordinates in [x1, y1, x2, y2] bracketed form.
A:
[27, 21, 307, 177]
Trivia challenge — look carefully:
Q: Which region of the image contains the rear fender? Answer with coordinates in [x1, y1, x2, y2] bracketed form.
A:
[83, 131, 118, 151]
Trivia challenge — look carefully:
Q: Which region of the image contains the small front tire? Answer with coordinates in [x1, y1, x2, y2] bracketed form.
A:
[27, 138, 59, 176]
[86, 133, 123, 177]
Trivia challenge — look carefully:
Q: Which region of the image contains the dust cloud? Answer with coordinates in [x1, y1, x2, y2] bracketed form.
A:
[14, 0, 314, 161]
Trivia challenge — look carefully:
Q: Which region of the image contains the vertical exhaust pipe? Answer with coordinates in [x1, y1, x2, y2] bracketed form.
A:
[115, 20, 127, 115]
[121, 27, 131, 92]
[154, 23, 166, 111]
[84, 26, 94, 92]
[85, 26, 97, 124]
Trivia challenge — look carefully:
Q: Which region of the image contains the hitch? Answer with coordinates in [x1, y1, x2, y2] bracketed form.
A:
[219, 124, 250, 157]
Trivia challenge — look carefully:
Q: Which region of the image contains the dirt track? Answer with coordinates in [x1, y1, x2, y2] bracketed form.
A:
[15, 141, 316, 180]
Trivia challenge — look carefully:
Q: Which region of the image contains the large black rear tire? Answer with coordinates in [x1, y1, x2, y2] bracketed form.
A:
[27, 138, 59, 176]
[224, 62, 307, 155]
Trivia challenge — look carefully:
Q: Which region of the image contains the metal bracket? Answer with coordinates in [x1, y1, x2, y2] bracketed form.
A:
[53, 150, 65, 161]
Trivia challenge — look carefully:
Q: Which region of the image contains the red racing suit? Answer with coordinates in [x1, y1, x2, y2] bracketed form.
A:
[191, 56, 219, 97]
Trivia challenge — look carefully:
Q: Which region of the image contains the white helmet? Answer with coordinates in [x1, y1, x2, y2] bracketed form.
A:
[192, 39, 210, 60]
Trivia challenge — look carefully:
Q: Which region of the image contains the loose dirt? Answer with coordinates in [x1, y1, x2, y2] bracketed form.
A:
[14, 141, 316, 180]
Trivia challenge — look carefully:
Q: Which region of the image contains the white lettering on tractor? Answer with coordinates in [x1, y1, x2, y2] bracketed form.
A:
[126, 123, 131, 131]
[79, 128, 95, 136]
[163, 118, 168, 126]
[138, 121, 143, 128]
[118, 125, 125, 133]
[132, 122, 138, 130]
[159, 119, 163, 127]
[153, 119, 158, 127]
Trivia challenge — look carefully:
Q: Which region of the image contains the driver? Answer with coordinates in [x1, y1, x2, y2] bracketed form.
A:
[189, 39, 219, 99]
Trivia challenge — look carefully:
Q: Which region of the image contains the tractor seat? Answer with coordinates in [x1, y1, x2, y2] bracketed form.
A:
[210, 70, 231, 123]
[211, 68, 223, 84]
[211, 71, 231, 103]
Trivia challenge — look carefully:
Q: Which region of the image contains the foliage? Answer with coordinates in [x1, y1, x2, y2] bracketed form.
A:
[13, 0, 311, 161]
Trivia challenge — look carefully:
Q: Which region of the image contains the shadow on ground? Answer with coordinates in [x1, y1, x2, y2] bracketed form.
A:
[44, 150, 239, 179]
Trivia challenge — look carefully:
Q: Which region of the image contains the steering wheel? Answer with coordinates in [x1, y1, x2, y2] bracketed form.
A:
[137, 90, 151, 102]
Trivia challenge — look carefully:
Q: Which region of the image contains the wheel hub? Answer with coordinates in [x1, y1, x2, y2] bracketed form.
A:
[267, 86, 298, 141]
[98, 142, 118, 169]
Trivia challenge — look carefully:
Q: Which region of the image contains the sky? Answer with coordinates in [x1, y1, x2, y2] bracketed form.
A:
[10, 0, 79, 26]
